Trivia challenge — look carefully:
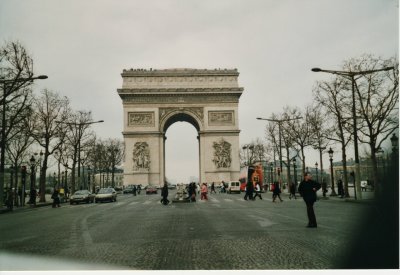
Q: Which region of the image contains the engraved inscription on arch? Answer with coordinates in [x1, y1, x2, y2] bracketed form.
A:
[208, 111, 234, 126]
[128, 112, 154, 127]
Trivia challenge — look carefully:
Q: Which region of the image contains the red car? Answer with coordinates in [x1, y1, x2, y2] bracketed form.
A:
[145, 185, 158, 194]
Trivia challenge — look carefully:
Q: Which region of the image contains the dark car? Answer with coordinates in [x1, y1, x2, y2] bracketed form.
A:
[70, 190, 95, 205]
[95, 188, 117, 202]
[145, 185, 158, 195]
[123, 187, 135, 194]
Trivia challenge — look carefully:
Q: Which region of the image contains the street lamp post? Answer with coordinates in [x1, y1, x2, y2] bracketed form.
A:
[315, 162, 319, 183]
[29, 156, 36, 205]
[312, 66, 394, 199]
[270, 162, 274, 188]
[257, 116, 302, 182]
[87, 167, 91, 192]
[328, 147, 337, 196]
[53, 172, 57, 188]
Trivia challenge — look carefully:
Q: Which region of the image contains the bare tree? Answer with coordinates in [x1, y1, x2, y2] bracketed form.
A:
[30, 89, 70, 202]
[61, 110, 97, 194]
[308, 103, 332, 193]
[343, 55, 399, 195]
[0, 41, 35, 205]
[103, 138, 124, 188]
[313, 77, 353, 197]
[284, 106, 312, 175]
[5, 105, 35, 205]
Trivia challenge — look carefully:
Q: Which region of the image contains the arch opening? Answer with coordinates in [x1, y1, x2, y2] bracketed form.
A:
[165, 121, 199, 184]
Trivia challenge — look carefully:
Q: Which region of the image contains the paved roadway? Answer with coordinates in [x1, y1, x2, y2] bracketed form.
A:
[0, 190, 379, 270]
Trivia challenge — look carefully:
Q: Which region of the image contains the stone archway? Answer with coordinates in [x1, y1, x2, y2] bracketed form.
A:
[118, 68, 243, 187]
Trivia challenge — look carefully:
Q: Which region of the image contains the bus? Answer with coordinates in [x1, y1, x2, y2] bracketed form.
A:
[239, 163, 264, 192]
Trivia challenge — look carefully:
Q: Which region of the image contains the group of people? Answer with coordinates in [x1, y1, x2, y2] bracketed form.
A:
[243, 181, 263, 200]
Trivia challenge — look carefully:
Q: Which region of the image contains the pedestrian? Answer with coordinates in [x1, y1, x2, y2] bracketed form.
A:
[201, 183, 208, 200]
[244, 180, 254, 200]
[210, 182, 217, 194]
[6, 188, 14, 210]
[298, 172, 321, 228]
[132, 185, 137, 196]
[51, 188, 61, 208]
[289, 182, 297, 200]
[321, 179, 328, 197]
[188, 182, 196, 202]
[253, 182, 263, 200]
[29, 188, 37, 205]
[272, 182, 283, 202]
[160, 183, 169, 205]
[337, 179, 344, 198]
[137, 184, 141, 195]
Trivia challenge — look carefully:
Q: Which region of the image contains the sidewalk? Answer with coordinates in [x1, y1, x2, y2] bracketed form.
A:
[0, 194, 62, 214]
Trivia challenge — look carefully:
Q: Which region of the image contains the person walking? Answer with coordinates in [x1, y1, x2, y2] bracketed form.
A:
[253, 182, 263, 200]
[298, 172, 321, 228]
[210, 182, 217, 194]
[337, 179, 344, 198]
[201, 183, 208, 200]
[272, 182, 283, 202]
[188, 182, 196, 202]
[160, 183, 169, 205]
[51, 189, 61, 208]
[132, 185, 137, 196]
[244, 180, 254, 200]
[289, 182, 297, 200]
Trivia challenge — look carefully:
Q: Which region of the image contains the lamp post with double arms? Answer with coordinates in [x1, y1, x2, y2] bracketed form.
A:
[56, 119, 104, 193]
[312, 66, 394, 199]
[257, 116, 302, 182]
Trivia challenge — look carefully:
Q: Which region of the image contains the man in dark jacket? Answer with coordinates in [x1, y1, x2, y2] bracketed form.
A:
[161, 183, 169, 205]
[298, 172, 321, 228]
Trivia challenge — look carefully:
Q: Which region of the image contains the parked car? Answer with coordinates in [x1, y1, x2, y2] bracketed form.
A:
[123, 187, 134, 194]
[145, 185, 158, 195]
[95, 188, 117, 202]
[70, 190, 95, 205]
[228, 181, 241, 194]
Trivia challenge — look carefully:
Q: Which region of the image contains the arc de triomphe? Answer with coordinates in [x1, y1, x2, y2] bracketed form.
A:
[118, 68, 243, 187]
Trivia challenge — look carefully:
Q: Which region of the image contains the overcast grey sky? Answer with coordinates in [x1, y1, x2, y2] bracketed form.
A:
[0, 0, 398, 183]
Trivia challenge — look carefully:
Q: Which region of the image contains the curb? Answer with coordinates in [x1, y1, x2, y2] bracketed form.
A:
[0, 201, 61, 214]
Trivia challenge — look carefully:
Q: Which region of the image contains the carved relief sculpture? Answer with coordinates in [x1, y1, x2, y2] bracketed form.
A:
[209, 111, 234, 126]
[212, 139, 232, 168]
[132, 142, 150, 170]
[128, 112, 154, 127]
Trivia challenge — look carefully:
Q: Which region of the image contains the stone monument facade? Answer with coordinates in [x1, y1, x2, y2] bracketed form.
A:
[118, 68, 243, 187]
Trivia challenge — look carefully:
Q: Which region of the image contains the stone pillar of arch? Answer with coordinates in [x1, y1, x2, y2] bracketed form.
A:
[117, 68, 243, 187]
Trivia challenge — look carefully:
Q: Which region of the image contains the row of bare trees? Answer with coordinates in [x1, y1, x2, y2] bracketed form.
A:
[241, 54, 398, 197]
[0, 40, 124, 205]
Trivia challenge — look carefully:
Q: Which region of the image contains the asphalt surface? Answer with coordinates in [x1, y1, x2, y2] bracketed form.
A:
[0, 189, 387, 270]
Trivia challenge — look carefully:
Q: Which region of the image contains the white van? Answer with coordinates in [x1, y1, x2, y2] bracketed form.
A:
[228, 181, 241, 194]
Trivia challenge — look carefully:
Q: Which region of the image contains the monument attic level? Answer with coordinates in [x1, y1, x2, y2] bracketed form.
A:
[118, 68, 243, 187]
